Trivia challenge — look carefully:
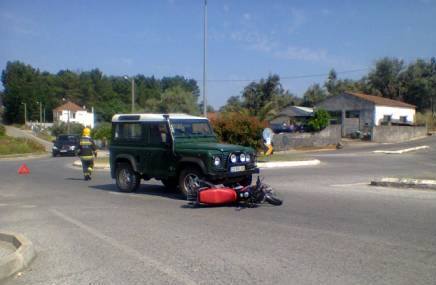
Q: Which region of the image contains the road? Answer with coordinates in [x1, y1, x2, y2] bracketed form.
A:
[1, 137, 435, 284]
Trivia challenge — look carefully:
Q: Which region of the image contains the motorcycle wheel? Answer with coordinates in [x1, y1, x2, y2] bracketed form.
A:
[264, 193, 283, 206]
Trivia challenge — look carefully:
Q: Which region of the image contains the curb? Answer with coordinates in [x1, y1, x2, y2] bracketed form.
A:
[371, 177, 436, 190]
[373, 145, 429, 154]
[0, 232, 35, 281]
[73, 160, 110, 170]
[257, 159, 321, 168]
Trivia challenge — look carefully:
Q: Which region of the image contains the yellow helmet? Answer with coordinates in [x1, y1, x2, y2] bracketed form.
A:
[82, 127, 91, 137]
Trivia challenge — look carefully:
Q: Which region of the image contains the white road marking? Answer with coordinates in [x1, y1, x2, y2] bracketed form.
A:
[330, 182, 369, 187]
[373, 145, 429, 154]
[50, 209, 197, 285]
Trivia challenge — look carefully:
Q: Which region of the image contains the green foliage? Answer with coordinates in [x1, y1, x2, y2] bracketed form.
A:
[50, 122, 84, 137]
[1, 61, 200, 124]
[0, 124, 5, 137]
[307, 109, 330, 132]
[220, 74, 300, 121]
[92, 122, 112, 142]
[209, 113, 267, 150]
[303, 84, 328, 107]
[0, 136, 45, 155]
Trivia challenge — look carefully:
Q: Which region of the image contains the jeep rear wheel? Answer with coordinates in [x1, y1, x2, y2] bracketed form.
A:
[115, 163, 140, 193]
[178, 167, 203, 198]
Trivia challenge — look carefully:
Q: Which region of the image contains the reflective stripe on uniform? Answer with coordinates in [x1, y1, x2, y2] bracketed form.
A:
[80, 155, 94, 160]
[80, 140, 92, 145]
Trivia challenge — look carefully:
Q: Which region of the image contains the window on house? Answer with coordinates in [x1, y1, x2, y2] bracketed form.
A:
[383, 115, 392, 122]
[346, 111, 360, 118]
[400, 116, 407, 122]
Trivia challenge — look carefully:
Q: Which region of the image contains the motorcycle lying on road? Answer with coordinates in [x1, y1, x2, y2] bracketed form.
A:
[187, 176, 283, 207]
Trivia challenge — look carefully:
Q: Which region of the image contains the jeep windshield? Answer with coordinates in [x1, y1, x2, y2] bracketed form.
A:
[170, 119, 214, 138]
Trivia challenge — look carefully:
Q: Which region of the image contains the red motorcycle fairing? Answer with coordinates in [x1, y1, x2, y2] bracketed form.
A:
[198, 188, 237, 205]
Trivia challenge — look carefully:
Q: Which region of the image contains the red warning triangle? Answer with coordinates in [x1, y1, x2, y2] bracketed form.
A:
[18, 163, 30, 175]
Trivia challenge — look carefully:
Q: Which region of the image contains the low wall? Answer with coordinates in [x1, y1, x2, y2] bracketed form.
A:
[272, 125, 341, 151]
[371, 126, 427, 143]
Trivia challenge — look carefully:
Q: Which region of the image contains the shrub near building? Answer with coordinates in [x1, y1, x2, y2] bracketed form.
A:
[210, 113, 267, 150]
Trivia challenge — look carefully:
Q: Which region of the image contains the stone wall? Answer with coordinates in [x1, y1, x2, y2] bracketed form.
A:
[272, 125, 341, 151]
[371, 126, 427, 143]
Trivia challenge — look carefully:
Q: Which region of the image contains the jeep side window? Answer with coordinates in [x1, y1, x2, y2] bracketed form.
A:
[147, 123, 170, 145]
[114, 123, 142, 141]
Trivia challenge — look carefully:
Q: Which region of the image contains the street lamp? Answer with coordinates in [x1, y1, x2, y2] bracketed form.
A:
[22, 102, 27, 125]
[124, 76, 135, 113]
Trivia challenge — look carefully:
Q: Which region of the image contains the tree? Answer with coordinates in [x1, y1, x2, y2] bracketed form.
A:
[158, 86, 199, 115]
[302, 84, 327, 107]
[368, 57, 404, 99]
[307, 109, 330, 132]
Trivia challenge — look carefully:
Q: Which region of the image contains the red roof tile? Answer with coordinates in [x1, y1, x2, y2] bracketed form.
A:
[53, 101, 84, 112]
[346, 92, 415, 108]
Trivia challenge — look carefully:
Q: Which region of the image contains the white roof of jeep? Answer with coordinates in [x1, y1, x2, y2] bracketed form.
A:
[112, 113, 208, 122]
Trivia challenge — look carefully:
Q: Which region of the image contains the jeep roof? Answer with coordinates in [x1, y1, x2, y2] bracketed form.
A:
[112, 113, 207, 123]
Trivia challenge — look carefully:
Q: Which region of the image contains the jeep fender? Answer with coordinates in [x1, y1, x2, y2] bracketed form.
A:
[113, 154, 139, 177]
[178, 157, 207, 174]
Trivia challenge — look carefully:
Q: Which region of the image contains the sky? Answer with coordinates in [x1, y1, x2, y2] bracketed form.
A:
[1, 0, 436, 108]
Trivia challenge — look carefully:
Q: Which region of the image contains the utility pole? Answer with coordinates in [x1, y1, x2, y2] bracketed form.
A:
[203, 0, 207, 117]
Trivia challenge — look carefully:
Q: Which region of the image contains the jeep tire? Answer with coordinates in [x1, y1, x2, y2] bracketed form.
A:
[115, 162, 140, 193]
[178, 167, 203, 198]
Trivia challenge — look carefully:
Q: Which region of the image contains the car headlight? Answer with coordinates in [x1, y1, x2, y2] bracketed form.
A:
[240, 153, 246, 162]
[230, 154, 237, 163]
[70, 146, 76, 150]
[53, 146, 58, 150]
[246, 154, 251, 162]
[213, 156, 221, 166]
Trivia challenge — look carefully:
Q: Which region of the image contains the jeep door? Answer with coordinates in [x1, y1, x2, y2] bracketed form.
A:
[112, 122, 146, 173]
[144, 122, 174, 178]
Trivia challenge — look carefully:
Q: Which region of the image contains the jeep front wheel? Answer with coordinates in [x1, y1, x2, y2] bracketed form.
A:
[178, 167, 203, 198]
[115, 163, 140, 193]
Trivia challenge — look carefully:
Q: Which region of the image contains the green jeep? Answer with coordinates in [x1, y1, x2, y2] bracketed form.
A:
[109, 113, 259, 196]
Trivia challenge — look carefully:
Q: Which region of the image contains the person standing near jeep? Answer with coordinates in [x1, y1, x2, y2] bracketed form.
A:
[78, 127, 97, 180]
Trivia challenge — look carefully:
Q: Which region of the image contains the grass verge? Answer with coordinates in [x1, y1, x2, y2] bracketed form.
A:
[0, 136, 46, 155]
[257, 152, 312, 162]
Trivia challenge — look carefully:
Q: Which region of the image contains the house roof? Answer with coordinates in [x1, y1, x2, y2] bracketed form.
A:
[345, 92, 415, 109]
[53, 101, 84, 112]
[277, 106, 313, 117]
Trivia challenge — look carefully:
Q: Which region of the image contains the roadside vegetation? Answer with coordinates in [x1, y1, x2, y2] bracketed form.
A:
[0, 125, 45, 156]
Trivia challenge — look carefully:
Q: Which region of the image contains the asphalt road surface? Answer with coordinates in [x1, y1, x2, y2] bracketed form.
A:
[1, 137, 436, 285]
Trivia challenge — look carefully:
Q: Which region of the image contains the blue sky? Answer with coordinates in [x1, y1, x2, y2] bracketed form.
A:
[1, 0, 435, 108]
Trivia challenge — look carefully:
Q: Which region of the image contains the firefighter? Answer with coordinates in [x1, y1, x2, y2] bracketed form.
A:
[78, 127, 97, 180]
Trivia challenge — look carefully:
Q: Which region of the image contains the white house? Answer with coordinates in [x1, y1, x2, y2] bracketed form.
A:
[316, 92, 416, 136]
[53, 101, 94, 128]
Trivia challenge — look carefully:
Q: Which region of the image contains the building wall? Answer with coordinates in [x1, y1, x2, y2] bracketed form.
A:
[272, 125, 341, 151]
[374, 106, 415, 126]
[55, 110, 94, 128]
[372, 126, 427, 143]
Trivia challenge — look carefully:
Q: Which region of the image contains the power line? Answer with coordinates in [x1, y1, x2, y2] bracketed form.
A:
[204, 68, 370, 82]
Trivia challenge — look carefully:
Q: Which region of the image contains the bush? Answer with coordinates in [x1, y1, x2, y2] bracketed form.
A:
[416, 111, 436, 130]
[0, 125, 5, 137]
[209, 112, 267, 150]
[0, 136, 45, 155]
[307, 109, 330, 132]
[92, 122, 112, 146]
[50, 122, 85, 137]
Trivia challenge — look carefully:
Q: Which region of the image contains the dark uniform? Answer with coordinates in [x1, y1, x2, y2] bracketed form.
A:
[78, 136, 97, 180]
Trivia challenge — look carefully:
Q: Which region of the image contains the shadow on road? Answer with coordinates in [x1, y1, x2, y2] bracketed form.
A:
[89, 183, 185, 201]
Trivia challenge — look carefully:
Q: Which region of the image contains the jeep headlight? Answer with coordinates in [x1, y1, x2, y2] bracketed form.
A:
[230, 154, 237, 163]
[240, 153, 246, 162]
[246, 154, 251, 162]
[213, 156, 221, 166]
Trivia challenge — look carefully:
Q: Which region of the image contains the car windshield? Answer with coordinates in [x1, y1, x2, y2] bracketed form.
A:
[170, 119, 214, 138]
[58, 135, 77, 142]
